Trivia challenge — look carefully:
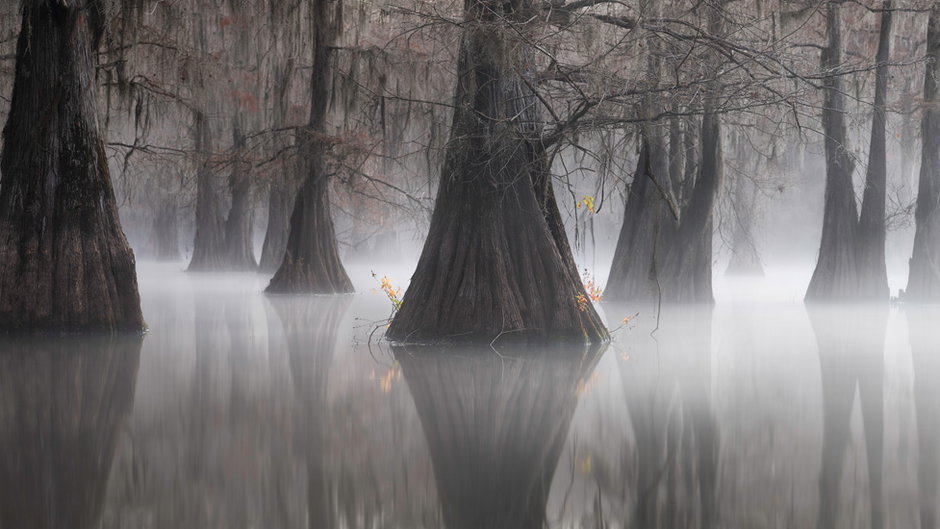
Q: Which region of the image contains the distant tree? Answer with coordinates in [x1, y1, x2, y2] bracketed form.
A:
[907, 5, 940, 301]
[266, 0, 354, 293]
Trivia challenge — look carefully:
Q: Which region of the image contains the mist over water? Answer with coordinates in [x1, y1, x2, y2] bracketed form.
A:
[0, 262, 930, 529]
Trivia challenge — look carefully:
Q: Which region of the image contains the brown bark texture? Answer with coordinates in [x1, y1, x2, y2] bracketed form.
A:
[0, 0, 144, 331]
[386, 0, 608, 344]
[266, 0, 353, 294]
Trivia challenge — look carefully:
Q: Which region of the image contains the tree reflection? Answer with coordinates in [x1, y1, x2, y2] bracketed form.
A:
[614, 304, 718, 529]
[0, 335, 142, 529]
[807, 305, 886, 529]
[269, 294, 352, 529]
[909, 306, 940, 529]
[395, 345, 604, 529]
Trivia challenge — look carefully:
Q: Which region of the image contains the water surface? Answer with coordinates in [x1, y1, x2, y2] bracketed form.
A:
[0, 263, 935, 529]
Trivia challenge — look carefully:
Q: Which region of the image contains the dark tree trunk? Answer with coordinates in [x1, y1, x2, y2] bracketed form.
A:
[659, 105, 722, 303]
[606, 141, 675, 302]
[856, 0, 892, 300]
[0, 0, 143, 331]
[147, 201, 181, 261]
[266, 153, 353, 293]
[387, 0, 607, 344]
[808, 306, 886, 529]
[606, 0, 676, 304]
[222, 121, 258, 270]
[0, 335, 141, 529]
[806, 2, 861, 301]
[669, 103, 685, 192]
[607, 3, 722, 304]
[900, 77, 916, 202]
[259, 61, 298, 273]
[907, 6, 940, 301]
[187, 110, 227, 271]
[259, 177, 294, 272]
[266, 0, 353, 294]
[395, 345, 603, 529]
[808, 1, 891, 301]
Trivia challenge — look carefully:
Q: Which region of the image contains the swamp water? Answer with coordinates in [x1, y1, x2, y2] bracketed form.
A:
[0, 263, 935, 529]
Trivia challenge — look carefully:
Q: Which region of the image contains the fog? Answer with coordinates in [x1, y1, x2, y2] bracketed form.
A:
[0, 263, 929, 528]
[4, 0, 940, 527]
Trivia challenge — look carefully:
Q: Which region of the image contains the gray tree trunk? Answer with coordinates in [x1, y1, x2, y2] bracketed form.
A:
[907, 6, 940, 301]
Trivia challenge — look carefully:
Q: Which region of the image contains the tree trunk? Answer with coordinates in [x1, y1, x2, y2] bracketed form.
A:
[222, 121, 258, 270]
[260, 177, 294, 272]
[806, 2, 862, 301]
[260, 61, 298, 273]
[0, 0, 144, 331]
[907, 6, 940, 301]
[395, 345, 603, 529]
[386, 0, 607, 344]
[187, 110, 227, 271]
[856, 0, 892, 300]
[607, 2, 723, 304]
[660, 104, 723, 303]
[808, 1, 892, 301]
[0, 335, 141, 529]
[606, 0, 676, 304]
[606, 141, 675, 302]
[266, 0, 353, 294]
[148, 200, 181, 261]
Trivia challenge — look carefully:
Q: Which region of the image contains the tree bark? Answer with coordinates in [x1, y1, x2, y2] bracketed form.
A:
[266, 0, 353, 294]
[260, 177, 294, 272]
[187, 110, 227, 271]
[808, 0, 892, 301]
[607, 2, 723, 304]
[659, 104, 722, 303]
[606, 141, 675, 302]
[222, 121, 258, 270]
[395, 345, 603, 529]
[0, 0, 144, 331]
[806, 2, 861, 301]
[259, 61, 298, 272]
[907, 6, 940, 301]
[856, 0, 892, 300]
[386, 0, 607, 344]
[605, 0, 676, 304]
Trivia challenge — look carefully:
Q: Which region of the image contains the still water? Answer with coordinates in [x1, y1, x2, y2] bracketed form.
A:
[0, 263, 937, 529]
